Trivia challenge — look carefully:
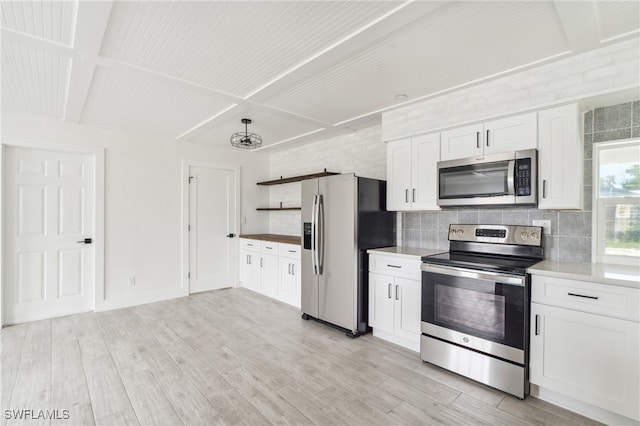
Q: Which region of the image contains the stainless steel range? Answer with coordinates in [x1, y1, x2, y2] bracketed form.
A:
[420, 224, 543, 399]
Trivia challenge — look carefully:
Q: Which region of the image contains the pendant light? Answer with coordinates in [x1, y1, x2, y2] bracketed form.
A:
[230, 118, 262, 149]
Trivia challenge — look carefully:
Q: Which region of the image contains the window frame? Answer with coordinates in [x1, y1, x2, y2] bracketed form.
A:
[591, 138, 640, 266]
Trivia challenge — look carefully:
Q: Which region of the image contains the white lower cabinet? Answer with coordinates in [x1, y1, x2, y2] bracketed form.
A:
[239, 238, 301, 308]
[240, 249, 261, 292]
[530, 275, 639, 422]
[368, 254, 421, 351]
[260, 253, 279, 299]
[278, 245, 301, 308]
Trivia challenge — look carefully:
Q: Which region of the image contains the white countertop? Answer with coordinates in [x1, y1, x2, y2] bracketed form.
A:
[367, 246, 442, 260]
[528, 260, 640, 289]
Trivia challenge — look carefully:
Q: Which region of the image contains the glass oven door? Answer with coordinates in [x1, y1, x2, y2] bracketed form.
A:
[421, 264, 529, 363]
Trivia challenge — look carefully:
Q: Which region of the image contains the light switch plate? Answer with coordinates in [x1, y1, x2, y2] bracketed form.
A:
[532, 220, 551, 235]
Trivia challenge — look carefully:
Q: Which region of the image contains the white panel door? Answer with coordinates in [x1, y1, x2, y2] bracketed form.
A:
[4, 147, 94, 324]
[189, 166, 236, 293]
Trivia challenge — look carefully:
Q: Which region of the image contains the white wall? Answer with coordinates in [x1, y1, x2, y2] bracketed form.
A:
[268, 125, 386, 235]
[266, 38, 640, 239]
[382, 38, 640, 141]
[1, 114, 270, 317]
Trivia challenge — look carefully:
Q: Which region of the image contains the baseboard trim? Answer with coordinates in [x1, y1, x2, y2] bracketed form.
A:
[95, 286, 188, 312]
[530, 384, 639, 425]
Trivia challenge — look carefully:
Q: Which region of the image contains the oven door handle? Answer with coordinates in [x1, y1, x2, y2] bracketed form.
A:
[421, 264, 525, 286]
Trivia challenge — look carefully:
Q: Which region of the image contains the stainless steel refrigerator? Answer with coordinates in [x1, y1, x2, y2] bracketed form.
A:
[301, 174, 395, 336]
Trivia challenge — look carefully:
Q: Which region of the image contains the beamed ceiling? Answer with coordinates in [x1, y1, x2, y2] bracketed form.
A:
[1, 1, 639, 151]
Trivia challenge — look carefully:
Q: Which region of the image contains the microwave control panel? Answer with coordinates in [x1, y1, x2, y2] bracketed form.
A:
[515, 158, 531, 196]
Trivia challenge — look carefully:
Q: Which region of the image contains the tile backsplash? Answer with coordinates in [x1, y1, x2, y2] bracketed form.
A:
[400, 100, 639, 262]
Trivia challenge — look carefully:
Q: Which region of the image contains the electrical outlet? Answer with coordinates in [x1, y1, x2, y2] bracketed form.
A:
[128, 276, 136, 286]
[532, 220, 551, 235]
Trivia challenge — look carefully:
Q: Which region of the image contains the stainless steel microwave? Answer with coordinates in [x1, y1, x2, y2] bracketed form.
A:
[437, 149, 537, 207]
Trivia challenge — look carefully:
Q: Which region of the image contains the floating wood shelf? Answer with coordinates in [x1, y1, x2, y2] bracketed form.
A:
[256, 169, 339, 186]
[256, 207, 301, 211]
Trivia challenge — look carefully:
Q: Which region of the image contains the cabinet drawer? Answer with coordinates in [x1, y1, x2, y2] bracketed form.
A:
[369, 254, 421, 280]
[531, 275, 639, 322]
[279, 243, 301, 258]
[261, 241, 278, 253]
[240, 238, 260, 251]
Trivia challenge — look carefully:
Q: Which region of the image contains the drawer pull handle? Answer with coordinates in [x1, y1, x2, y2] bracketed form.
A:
[387, 264, 401, 268]
[288, 250, 297, 253]
[568, 292, 599, 300]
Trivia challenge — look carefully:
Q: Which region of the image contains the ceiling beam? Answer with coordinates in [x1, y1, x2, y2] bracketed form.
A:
[63, 1, 114, 123]
[1, 28, 75, 56]
[553, 1, 602, 53]
[94, 57, 339, 140]
[175, 1, 446, 144]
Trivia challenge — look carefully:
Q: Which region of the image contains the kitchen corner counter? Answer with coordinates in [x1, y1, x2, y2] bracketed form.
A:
[239, 234, 301, 245]
[368, 246, 442, 260]
[528, 260, 640, 289]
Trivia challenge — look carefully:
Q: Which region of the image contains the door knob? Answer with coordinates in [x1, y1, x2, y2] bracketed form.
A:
[226, 233, 236, 238]
[77, 238, 93, 244]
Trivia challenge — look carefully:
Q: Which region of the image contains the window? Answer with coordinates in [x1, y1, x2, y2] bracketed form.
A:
[593, 139, 640, 265]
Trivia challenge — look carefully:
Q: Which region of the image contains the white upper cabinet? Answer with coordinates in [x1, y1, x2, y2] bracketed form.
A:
[484, 112, 537, 155]
[387, 133, 440, 211]
[440, 112, 537, 161]
[440, 123, 483, 161]
[387, 138, 413, 210]
[537, 103, 582, 210]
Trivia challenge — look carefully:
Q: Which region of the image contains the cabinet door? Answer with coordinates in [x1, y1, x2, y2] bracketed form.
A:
[277, 257, 301, 308]
[260, 254, 279, 298]
[537, 104, 582, 209]
[386, 138, 413, 210]
[440, 123, 483, 161]
[530, 303, 639, 420]
[394, 278, 421, 342]
[240, 250, 259, 291]
[290, 258, 301, 308]
[484, 112, 537, 155]
[411, 133, 440, 210]
[368, 273, 394, 333]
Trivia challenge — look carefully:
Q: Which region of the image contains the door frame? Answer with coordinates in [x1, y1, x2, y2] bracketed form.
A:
[181, 160, 241, 293]
[0, 138, 105, 327]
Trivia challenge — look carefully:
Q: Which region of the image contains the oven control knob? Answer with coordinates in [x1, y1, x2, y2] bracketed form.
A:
[459, 229, 464, 235]
[531, 231, 540, 240]
[520, 231, 529, 240]
[462, 336, 469, 343]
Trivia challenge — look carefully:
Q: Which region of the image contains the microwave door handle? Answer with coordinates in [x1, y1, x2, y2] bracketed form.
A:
[507, 160, 516, 196]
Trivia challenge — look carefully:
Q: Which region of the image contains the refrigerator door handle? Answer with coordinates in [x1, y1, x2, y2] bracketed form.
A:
[311, 194, 318, 275]
[315, 194, 323, 275]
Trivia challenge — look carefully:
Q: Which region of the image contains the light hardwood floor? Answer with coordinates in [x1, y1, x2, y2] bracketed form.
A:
[1, 288, 601, 426]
